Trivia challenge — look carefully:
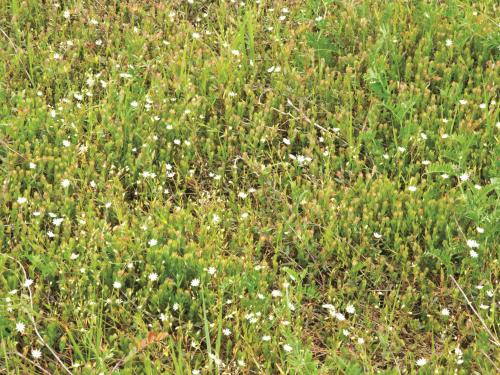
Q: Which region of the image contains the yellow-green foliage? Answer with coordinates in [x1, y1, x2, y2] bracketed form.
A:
[0, 0, 498, 373]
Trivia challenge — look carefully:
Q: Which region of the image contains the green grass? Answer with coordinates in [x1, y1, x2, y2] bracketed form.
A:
[0, 0, 499, 373]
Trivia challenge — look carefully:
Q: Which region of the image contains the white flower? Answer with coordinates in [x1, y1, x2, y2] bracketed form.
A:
[441, 308, 450, 316]
[283, 138, 291, 145]
[113, 281, 122, 289]
[479, 103, 486, 109]
[231, 49, 240, 56]
[282, 344, 292, 352]
[23, 279, 34, 288]
[408, 185, 417, 192]
[31, 349, 42, 359]
[148, 273, 158, 281]
[357, 337, 365, 344]
[469, 250, 478, 258]
[459, 99, 468, 105]
[70, 253, 79, 260]
[322, 303, 335, 311]
[172, 303, 179, 311]
[130, 101, 138, 108]
[373, 232, 382, 239]
[479, 304, 489, 310]
[476, 227, 484, 234]
[271, 290, 282, 298]
[29, 162, 36, 169]
[445, 39, 453, 47]
[148, 239, 158, 247]
[346, 305, 356, 314]
[441, 174, 449, 179]
[342, 329, 350, 336]
[459, 173, 469, 182]
[238, 191, 248, 199]
[62, 140, 71, 147]
[466, 239, 479, 249]
[191, 278, 200, 287]
[192, 32, 201, 40]
[416, 358, 427, 367]
[441, 133, 449, 139]
[53, 218, 64, 226]
[397, 147, 406, 153]
[262, 335, 271, 341]
[15, 322, 25, 333]
[192, 371, 200, 375]
[212, 214, 220, 224]
[63, 10, 70, 19]
[17, 197, 27, 204]
[207, 267, 217, 275]
[334, 312, 346, 321]
[61, 179, 70, 188]
[222, 328, 231, 336]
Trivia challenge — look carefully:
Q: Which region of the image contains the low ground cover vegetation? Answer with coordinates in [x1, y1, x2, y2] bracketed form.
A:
[0, 0, 498, 373]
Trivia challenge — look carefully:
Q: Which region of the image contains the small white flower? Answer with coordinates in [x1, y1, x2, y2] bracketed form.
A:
[61, 179, 70, 188]
[70, 253, 79, 260]
[408, 185, 417, 192]
[282, 344, 292, 352]
[23, 279, 34, 288]
[222, 328, 231, 336]
[52, 218, 64, 226]
[262, 335, 271, 341]
[29, 162, 36, 169]
[373, 232, 382, 239]
[148, 273, 158, 281]
[479, 103, 486, 109]
[271, 290, 282, 298]
[445, 39, 453, 47]
[459, 173, 469, 182]
[192, 371, 200, 375]
[148, 239, 158, 247]
[113, 281, 122, 289]
[459, 99, 468, 105]
[397, 147, 406, 153]
[192, 32, 201, 40]
[207, 267, 217, 275]
[357, 337, 365, 344]
[469, 250, 478, 258]
[238, 191, 248, 199]
[346, 305, 356, 314]
[15, 322, 25, 333]
[63, 10, 70, 19]
[17, 197, 27, 204]
[416, 358, 427, 367]
[441, 308, 450, 316]
[342, 329, 350, 336]
[191, 278, 200, 287]
[283, 138, 291, 145]
[130, 101, 138, 108]
[31, 349, 42, 359]
[173, 303, 179, 311]
[466, 239, 479, 249]
[334, 312, 346, 321]
[441, 133, 449, 139]
[479, 304, 489, 310]
[441, 174, 450, 179]
[62, 140, 71, 147]
[476, 227, 484, 234]
[212, 214, 220, 224]
[231, 49, 240, 56]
